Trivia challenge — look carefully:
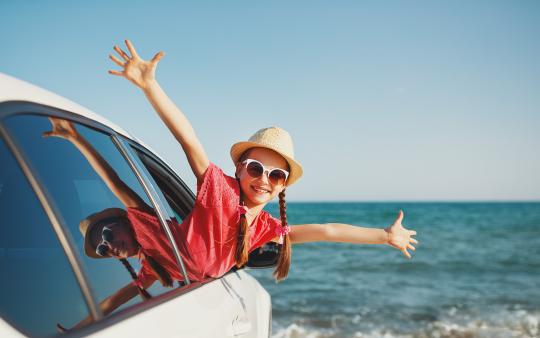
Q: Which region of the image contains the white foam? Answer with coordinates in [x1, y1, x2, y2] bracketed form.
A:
[272, 308, 540, 338]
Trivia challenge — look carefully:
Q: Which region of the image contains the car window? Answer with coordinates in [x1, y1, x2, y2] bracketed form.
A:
[130, 145, 195, 222]
[2, 114, 189, 327]
[0, 134, 89, 336]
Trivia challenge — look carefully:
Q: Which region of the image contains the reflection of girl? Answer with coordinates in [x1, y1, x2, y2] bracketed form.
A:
[43, 118, 179, 287]
[43, 118, 184, 331]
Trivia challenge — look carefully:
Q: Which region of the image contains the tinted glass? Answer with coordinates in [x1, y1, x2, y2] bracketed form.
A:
[0, 135, 89, 336]
[131, 146, 194, 222]
[3, 114, 187, 328]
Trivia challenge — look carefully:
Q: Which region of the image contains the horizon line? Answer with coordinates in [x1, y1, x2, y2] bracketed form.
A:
[267, 200, 540, 203]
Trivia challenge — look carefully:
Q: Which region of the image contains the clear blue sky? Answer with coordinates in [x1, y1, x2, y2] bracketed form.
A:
[2, 1, 539, 201]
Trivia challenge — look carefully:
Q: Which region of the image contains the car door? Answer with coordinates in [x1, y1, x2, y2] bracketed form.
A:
[0, 102, 270, 337]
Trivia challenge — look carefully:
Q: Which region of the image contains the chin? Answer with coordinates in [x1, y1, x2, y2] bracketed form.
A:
[245, 192, 273, 205]
[253, 195, 275, 204]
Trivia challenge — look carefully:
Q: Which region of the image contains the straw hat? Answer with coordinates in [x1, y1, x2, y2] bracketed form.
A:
[230, 126, 303, 186]
[79, 207, 127, 259]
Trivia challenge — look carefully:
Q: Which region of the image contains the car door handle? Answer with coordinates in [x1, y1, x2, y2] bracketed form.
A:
[228, 314, 252, 336]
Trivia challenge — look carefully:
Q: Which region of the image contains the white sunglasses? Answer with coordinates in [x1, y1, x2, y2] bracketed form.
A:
[241, 159, 289, 185]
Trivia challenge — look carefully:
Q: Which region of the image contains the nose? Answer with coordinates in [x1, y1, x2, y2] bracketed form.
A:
[259, 170, 270, 184]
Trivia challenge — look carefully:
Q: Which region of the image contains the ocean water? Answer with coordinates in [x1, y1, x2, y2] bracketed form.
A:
[248, 202, 540, 338]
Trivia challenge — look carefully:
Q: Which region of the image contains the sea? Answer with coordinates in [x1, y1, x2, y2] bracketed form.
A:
[248, 202, 540, 338]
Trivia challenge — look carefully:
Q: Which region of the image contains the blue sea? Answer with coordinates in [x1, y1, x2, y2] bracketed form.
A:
[248, 202, 540, 338]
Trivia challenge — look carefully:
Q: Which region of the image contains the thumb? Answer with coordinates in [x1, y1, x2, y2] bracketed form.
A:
[151, 51, 165, 64]
[394, 210, 404, 225]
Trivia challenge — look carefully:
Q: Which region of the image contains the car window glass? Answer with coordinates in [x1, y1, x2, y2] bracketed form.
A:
[0, 135, 89, 336]
[2, 114, 188, 326]
[131, 146, 194, 222]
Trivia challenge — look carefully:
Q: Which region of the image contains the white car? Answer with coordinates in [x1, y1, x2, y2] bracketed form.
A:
[0, 73, 277, 337]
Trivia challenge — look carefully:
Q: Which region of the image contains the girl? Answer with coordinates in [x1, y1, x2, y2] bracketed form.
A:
[106, 39, 418, 281]
[52, 40, 418, 329]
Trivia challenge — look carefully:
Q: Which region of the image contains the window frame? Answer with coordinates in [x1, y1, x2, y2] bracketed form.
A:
[0, 101, 212, 335]
[125, 139, 195, 218]
[112, 136, 192, 285]
[0, 101, 102, 322]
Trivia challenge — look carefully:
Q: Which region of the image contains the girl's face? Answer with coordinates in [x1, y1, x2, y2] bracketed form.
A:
[235, 147, 289, 206]
[89, 218, 140, 258]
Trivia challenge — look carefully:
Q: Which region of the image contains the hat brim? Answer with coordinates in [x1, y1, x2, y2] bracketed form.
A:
[230, 141, 303, 186]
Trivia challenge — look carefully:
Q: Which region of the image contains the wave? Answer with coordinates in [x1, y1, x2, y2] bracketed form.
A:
[271, 307, 540, 338]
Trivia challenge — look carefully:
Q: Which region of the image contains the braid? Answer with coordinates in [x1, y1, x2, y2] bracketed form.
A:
[145, 255, 174, 287]
[119, 258, 152, 300]
[273, 189, 292, 281]
[235, 178, 251, 268]
[278, 190, 287, 226]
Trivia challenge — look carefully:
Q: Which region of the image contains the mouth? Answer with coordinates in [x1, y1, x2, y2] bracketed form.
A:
[251, 185, 271, 195]
[110, 242, 127, 257]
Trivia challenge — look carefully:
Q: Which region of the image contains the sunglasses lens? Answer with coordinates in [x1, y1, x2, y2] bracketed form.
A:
[269, 170, 287, 184]
[96, 244, 109, 256]
[246, 161, 264, 178]
[102, 227, 114, 242]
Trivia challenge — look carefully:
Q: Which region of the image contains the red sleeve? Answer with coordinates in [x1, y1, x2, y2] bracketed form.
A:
[196, 162, 237, 207]
[267, 214, 284, 244]
[251, 213, 283, 250]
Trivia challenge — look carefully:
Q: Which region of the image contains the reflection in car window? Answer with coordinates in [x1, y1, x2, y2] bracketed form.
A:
[3, 114, 188, 329]
[131, 146, 194, 223]
[0, 135, 89, 336]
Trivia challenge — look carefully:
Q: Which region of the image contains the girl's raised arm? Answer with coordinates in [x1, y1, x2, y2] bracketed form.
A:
[43, 117, 152, 213]
[109, 40, 209, 181]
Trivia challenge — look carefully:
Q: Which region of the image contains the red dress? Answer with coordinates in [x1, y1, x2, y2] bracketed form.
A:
[126, 162, 281, 285]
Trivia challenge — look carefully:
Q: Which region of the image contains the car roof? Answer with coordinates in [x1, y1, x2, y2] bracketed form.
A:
[0, 72, 165, 164]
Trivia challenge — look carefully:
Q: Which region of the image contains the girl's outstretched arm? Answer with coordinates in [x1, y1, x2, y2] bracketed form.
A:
[287, 210, 418, 258]
[109, 40, 209, 181]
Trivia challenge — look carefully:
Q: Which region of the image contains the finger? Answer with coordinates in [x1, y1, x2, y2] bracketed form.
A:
[109, 54, 125, 67]
[151, 51, 165, 64]
[402, 248, 411, 259]
[114, 45, 130, 61]
[125, 39, 139, 59]
[409, 230, 417, 236]
[108, 70, 123, 76]
[48, 116, 60, 124]
[394, 210, 404, 225]
[407, 244, 416, 251]
[410, 238, 419, 244]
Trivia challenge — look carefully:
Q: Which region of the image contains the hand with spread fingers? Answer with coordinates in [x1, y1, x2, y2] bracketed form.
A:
[385, 210, 418, 259]
[108, 39, 165, 90]
[42, 117, 80, 141]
